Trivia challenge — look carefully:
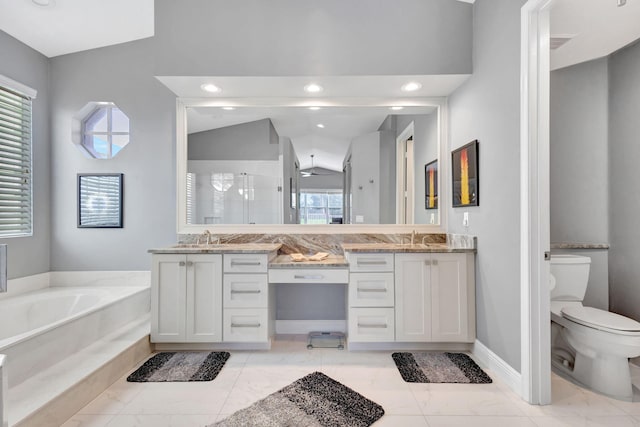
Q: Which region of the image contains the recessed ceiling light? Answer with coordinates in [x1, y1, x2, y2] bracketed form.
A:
[222, 107, 235, 111]
[304, 83, 323, 93]
[401, 82, 422, 92]
[32, 0, 55, 6]
[390, 106, 404, 111]
[316, 124, 325, 128]
[308, 106, 321, 111]
[200, 83, 221, 93]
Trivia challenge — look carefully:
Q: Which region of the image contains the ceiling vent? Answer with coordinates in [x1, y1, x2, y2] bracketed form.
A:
[550, 34, 576, 50]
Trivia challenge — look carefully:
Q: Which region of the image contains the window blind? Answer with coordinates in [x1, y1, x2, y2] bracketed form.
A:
[0, 84, 32, 237]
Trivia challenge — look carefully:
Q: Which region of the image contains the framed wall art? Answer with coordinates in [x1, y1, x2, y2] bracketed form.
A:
[78, 173, 123, 228]
[452, 140, 479, 207]
[424, 159, 438, 210]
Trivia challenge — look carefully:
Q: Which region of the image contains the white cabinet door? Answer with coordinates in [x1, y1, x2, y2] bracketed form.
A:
[431, 253, 474, 342]
[152, 253, 223, 343]
[151, 254, 187, 342]
[395, 253, 432, 342]
[186, 254, 223, 342]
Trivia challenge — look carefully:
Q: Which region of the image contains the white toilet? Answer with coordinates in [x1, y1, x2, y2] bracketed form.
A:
[550, 254, 640, 401]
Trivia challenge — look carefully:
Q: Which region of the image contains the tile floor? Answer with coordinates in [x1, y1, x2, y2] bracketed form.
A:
[62, 337, 640, 427]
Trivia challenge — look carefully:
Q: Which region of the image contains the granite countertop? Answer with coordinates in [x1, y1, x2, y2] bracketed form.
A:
[148, 243, 282, 254]
[269, 254, 348, 269]
[341, 243, 476, 253]
[550, 242, 610, 250]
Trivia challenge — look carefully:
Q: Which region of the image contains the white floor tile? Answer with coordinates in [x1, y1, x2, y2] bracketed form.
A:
[529, 415, 640, 426]
[425, 415, 538, 426]
[61, 414, 115, 427]
[61, 339, 640, 427]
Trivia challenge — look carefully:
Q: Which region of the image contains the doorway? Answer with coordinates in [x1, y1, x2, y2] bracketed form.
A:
[396, 122, 415, 224]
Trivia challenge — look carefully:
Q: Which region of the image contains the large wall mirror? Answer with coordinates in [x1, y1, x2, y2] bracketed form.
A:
[176, 97, 449, 234]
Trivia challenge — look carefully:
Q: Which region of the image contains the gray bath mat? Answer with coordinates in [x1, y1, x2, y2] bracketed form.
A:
[212, 371, 385, 427]
[127, 351, 230, 382]
[392, 352, 492, 383]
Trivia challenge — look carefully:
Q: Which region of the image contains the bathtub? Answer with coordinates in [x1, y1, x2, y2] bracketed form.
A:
[0, 286, 149, 389]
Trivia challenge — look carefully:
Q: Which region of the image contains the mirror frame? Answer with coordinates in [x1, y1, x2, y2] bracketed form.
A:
[176, 97, 449, 234]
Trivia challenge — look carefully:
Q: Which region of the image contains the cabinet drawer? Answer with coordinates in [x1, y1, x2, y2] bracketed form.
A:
[224, 254, 268, 273]
[223, 308, 269, 342]
[349, 273, 394, 307]
[347, 253, 394, 273]
[268, 268, 349, 284]
[223, 274, 268, 308]
[348, 308, 395, 342]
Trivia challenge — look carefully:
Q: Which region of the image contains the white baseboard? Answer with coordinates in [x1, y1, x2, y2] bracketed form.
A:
[472, 339, 522, 396]
[276, 320, 347, 335]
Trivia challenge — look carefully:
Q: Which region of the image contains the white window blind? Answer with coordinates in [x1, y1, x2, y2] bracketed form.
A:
[0, 82, 33, 237]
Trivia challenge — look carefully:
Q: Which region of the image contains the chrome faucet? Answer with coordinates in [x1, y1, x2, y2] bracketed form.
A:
[197, 230, 213, 245]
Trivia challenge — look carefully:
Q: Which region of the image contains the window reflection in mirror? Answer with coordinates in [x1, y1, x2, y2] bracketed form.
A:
[182, 103, 442, 227]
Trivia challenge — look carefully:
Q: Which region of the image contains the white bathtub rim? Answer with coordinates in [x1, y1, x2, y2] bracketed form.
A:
[0, 286, 149, 352]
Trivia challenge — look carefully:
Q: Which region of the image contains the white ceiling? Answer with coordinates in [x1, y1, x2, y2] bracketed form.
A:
[0, 0, 154, 58]
[551, 0, 640, 70]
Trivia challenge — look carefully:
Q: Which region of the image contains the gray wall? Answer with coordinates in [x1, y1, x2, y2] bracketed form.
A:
[396, 114, 439, 225]
[0, 31, 51, 279]
[448, 0, 525, 371]
[549, 58, 610, 311]
[609, 39, 640, 321]
[188, 119, 279, 161]
[299, 170, 343, 191]
[550, 59, 609, 244]
[281, 137, 299, 224]
[153, 0, 472, 76]
[48, 0, 473, 271]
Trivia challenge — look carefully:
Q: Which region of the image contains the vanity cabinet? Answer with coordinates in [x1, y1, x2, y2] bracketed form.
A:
[151, 254, 223, 343]
[346, 253, 396, 342]
[222, 254, 271, 342]
[395, 252, 475, 343]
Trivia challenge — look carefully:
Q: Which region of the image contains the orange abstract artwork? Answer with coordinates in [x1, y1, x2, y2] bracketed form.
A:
[425, 160, 438, 210]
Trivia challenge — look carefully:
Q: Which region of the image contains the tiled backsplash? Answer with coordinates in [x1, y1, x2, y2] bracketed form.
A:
[178, 233, 448, 255]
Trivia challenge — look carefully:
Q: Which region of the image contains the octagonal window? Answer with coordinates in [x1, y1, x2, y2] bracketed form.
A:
[73, 102, 129, 159]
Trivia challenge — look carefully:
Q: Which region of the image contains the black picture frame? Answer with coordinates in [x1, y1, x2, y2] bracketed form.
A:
[78, 173, 123, 228]
[424, 159, 438, 210]
[451, 140, 479, 207]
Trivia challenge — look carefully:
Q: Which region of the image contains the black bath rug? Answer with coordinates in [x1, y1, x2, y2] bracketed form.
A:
[211, 371, 385, 427]
[392, 352, 492, 383]
[126, 351, 230, 382]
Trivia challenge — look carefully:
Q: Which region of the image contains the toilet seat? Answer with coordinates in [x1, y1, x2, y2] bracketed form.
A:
[561, 306, 640, 336]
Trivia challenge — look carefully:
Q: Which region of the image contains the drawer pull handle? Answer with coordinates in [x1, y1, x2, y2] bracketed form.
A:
[186, 261, 193, 267]
[231, 261, 262, 266]
[230, 323, 261, 328]
[357, 260, 387, 265]
[357, 323, 388, 328]
[424, 260, 438, 266]
[179, 261, 186, 266]
[357, 288, 387, 293]
[294, 274, 324, 280]
[230, 290, 261, 294]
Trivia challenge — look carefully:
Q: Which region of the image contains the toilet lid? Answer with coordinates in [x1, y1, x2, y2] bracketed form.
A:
[561, 306, 640, 333]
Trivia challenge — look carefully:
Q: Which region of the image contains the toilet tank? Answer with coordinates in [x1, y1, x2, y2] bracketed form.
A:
[550, 254, 591, 301]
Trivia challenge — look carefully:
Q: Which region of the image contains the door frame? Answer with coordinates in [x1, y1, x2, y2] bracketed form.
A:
[520, 0, 553, 405]
[396, 122, 415, 224]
